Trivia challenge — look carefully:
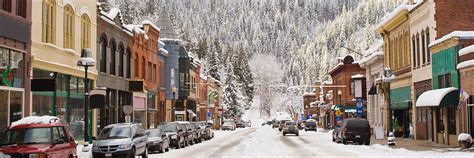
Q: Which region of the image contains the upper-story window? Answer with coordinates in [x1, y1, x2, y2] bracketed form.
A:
[63, 5, 74, 49]
[426, 28, 431, 63]
[134, 53, 139, 77]
[100, 35, 107, 73]
[1, 0, 11, 12]
[141, 57, 146, 79]
[148, 62, 152, 81]
[16, 0, 26, 18]
[42, 0, 56, 44]
[81, 14, 91, 49]
[421, 30, 426, 65]
[110, 40, 116, 75]
[350, 80, 355, 95]
[126, 48, 131, 78]
[119, 44, 124, 77]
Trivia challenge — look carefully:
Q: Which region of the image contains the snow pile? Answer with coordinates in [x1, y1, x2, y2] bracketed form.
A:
[429, 31, 474, 48]
[77, 144, 93, 158]
[458, 133, 472, 142]
[459, 45, 474, 56]
[10, 116, 59, 127]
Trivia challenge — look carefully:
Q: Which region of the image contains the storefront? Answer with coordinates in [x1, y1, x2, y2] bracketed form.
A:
[147, 92, 157, 128]
[390, 86, 412, 137]
[133, 93, 147, 128]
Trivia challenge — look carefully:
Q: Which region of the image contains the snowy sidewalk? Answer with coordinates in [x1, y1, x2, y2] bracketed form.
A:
[371, 137, 474, 152]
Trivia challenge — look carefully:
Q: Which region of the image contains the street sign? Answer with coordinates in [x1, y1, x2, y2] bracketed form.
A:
[123, 105, 133, 115]
[356, 98, 364, 117]
[207, 111, 212, 117]
[335, 110, 342, 116]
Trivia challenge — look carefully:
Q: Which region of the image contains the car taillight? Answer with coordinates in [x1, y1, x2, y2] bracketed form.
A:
[29, 153, 47, 158]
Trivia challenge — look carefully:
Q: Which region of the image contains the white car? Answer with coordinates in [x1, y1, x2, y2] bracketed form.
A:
[221, 119, 236, 131]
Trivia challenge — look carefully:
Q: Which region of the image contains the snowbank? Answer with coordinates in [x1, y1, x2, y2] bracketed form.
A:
[0, 152, 11, 158]
[459, 45, 474, 56]
[429, 31, 474, 48]
[10, 116, 59, 127]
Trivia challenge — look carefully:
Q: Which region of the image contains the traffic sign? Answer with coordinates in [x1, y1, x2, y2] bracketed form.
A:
[207, 111, 212, 117]
[123, 105, 133, 115]
[355, 98, 364, 117]
[335, 110, 342, 116]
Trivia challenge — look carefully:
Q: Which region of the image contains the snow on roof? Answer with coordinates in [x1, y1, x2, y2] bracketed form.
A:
[158, 40, 165, 47]
[141, 20, 161, 32]
[459, 45, 474, 56]
[160, 38, 185, 44]
[429, 31, 474, 48]
[303, 93, 316, 97]
[125, 24, 150, 40]
[328, 63, 344, 74]
[10, 116, 60, 128]
[200, 74, 208, 80]
[359, 51, 384, 67]
[416, 87, 458, 107]
[376, 2, 411, 30]
[457, 59, 474, 70]
[106, 8, 121, 20]
[159, 48, 169, 55]
[351, 74, 366, 79]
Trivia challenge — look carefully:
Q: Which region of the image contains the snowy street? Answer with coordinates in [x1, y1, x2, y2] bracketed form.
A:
[149, 126, 472, 158]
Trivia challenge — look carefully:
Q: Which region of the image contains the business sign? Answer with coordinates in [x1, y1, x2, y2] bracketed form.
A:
[356, 98, 364, 117]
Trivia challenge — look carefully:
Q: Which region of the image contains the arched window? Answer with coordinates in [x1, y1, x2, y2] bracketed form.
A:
[412, 35, 416, 68]
[63, 5, 74, 49]
[421, 30, 426, 65]
[110, 39, 116, 75]
[100, 34, 107, 73]
[81, 14, 91, 49]
[426, 28, 431, 63]
[118, 43, 124, 77]
[126, 48, 131, 78]
[42, 0, 56, 43]
[416, 33, 420, 68]
[142, 56, 146, 79]
[135, 53, 139, 77]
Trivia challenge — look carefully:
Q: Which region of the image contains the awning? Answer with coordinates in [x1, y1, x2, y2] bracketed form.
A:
[344, 106, 356, 113]
[390, 86, 411, 110]
[416, 87, 459, 107]
[187, 110, 197, 117]
[331, 104, 342, 111]
[368, 83, 377, 95]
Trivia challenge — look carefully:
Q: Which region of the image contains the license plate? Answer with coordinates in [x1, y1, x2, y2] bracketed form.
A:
[105, 153, 112, 157]
[356, 135, 361, 138]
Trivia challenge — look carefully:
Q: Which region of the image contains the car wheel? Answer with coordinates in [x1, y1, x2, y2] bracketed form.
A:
[142, 146, 148, 158]
[365, 141, 370, 145]
[332, 137, 335, 142]
[283, 133, 286, 136]
[342, 138, 348, 145]
[130, 147, 136, 158]
[296, 133, 299, 136]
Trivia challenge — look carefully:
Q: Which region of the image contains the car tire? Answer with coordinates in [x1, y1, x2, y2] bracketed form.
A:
[130, 147, 136, 158]
[332, 137, 335, 142]
[342, 138, 348, 145]
[283, 133, 286, 136]
[296, 133, 299, 136]
[365, 141, 370, 145]
[142, 146, 148, 158]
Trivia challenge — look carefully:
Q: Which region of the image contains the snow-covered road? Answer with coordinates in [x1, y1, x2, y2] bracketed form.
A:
[150, 126, 473, 158]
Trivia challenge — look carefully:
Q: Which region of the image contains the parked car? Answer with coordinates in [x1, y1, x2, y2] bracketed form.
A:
[176, 121, 194, 146]
[236, 121, 245, 128]
[272, 120, 280, 128]
[221, 119, 236, 131]
[189, 122, 202, 143]
[297, 120, 305, 130]
[244, 120, 252, 127]
[198, 121, 213, 140]
[92, 123, 148, 158]
[282, 121, 299, 136]
[0, 116, 77, 158]
[279, 120, 290, 131]
[332, 118, 371, 145]
[145, 128, 170, 153]
[160, 122, 185, 149]
[305, 119, 317, 132]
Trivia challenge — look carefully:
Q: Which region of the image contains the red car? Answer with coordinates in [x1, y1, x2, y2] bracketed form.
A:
[0, 116, 77, 158]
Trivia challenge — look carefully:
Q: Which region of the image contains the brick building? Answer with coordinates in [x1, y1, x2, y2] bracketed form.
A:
[457, 44, 474, 141]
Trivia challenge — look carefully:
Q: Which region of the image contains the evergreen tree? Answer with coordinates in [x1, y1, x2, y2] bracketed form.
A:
[206, 45, 220, 80]
[222, 57, 242, 118]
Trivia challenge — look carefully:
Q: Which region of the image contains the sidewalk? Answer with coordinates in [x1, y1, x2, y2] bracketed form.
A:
[371, 136, 474, 152]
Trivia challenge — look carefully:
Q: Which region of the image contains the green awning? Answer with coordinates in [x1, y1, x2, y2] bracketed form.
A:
[390, 86, 411, 110]
[344, 106, 356, 113]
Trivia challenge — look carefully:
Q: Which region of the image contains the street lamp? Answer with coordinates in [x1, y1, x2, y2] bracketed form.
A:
[77, 48, 95, 144]
[377, 66, 395, 136]
[172, 86, 177, 121]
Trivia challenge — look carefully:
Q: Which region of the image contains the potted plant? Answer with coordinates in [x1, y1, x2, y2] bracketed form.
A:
[458, 133, 472, 149]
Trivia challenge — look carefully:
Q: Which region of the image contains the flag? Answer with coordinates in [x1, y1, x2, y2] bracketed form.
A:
[459, 88, 470, 109]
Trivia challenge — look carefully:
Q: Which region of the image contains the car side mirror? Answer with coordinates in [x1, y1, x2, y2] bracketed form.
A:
[92, 136, 97, 141]
[54, 138, 65, 144]
[161, 134, 167, 138]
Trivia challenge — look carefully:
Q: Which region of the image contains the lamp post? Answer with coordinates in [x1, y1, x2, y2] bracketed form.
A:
[377, 66, 394, 136]
[172, 86, 176, 121]
[77, 48, 95, 144]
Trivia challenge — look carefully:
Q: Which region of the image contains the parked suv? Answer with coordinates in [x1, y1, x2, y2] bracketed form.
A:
[282, 121, 299, 136]
[304, 119, 317, 132]
[189, 122, 202, 143]
[160, 122, 185, 149]
[145, 128, 170, 153]
[197, 121, 213, 140]
[333, 118, 371, 145]
[0, 116, 77, 158]
[92, 123, 148, 158]
[221, 119, 236, 131]
[176, 121, 194, 146]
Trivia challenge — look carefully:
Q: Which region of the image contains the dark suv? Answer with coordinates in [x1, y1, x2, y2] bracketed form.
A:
[160, 122, 185, 149]
[92, 123, 148, 158]
[0, 116, 77, 158]
[176, 121, 194, 146]
[333, 118, 371, 145]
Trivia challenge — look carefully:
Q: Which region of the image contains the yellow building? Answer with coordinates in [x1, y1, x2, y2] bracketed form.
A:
[31, 0, 98, 141]
[376, 4, 413, 137]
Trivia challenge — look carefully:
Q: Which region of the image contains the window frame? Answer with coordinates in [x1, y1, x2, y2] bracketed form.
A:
[42, 0, 56, 44]
[80, 14, 91, 49]
[63, 5, 74, 49]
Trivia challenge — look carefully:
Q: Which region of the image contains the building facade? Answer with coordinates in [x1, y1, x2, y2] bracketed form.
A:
[0, 0, 31, 133]
[188, 56, 200, 121]
[457, 44, 474, 140]
[31, 0, 98, 140]
[377, 5, 412, 137]
[158, 40, 167, 123]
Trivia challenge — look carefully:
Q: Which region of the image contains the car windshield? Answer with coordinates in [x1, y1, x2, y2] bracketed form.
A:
[1, 128, 52, 146]
[223, 122, 233, 126]
[97, 126, 131, 139]
[146, 129, 163, 137]
[161, 124, 178, 132]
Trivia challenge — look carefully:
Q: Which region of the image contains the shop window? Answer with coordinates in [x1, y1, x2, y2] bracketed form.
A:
[32, 94, 52, 116]
[126, 49, 131, 78]
[0, 90, 8, 133]
[1, 0, 12, 12]
[0, 48, 25, 88]
[9, 91, 22, 125]
[426, 28, 431, 63]
[448, 108, 456, 135]
[100, 35, 107, 73]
